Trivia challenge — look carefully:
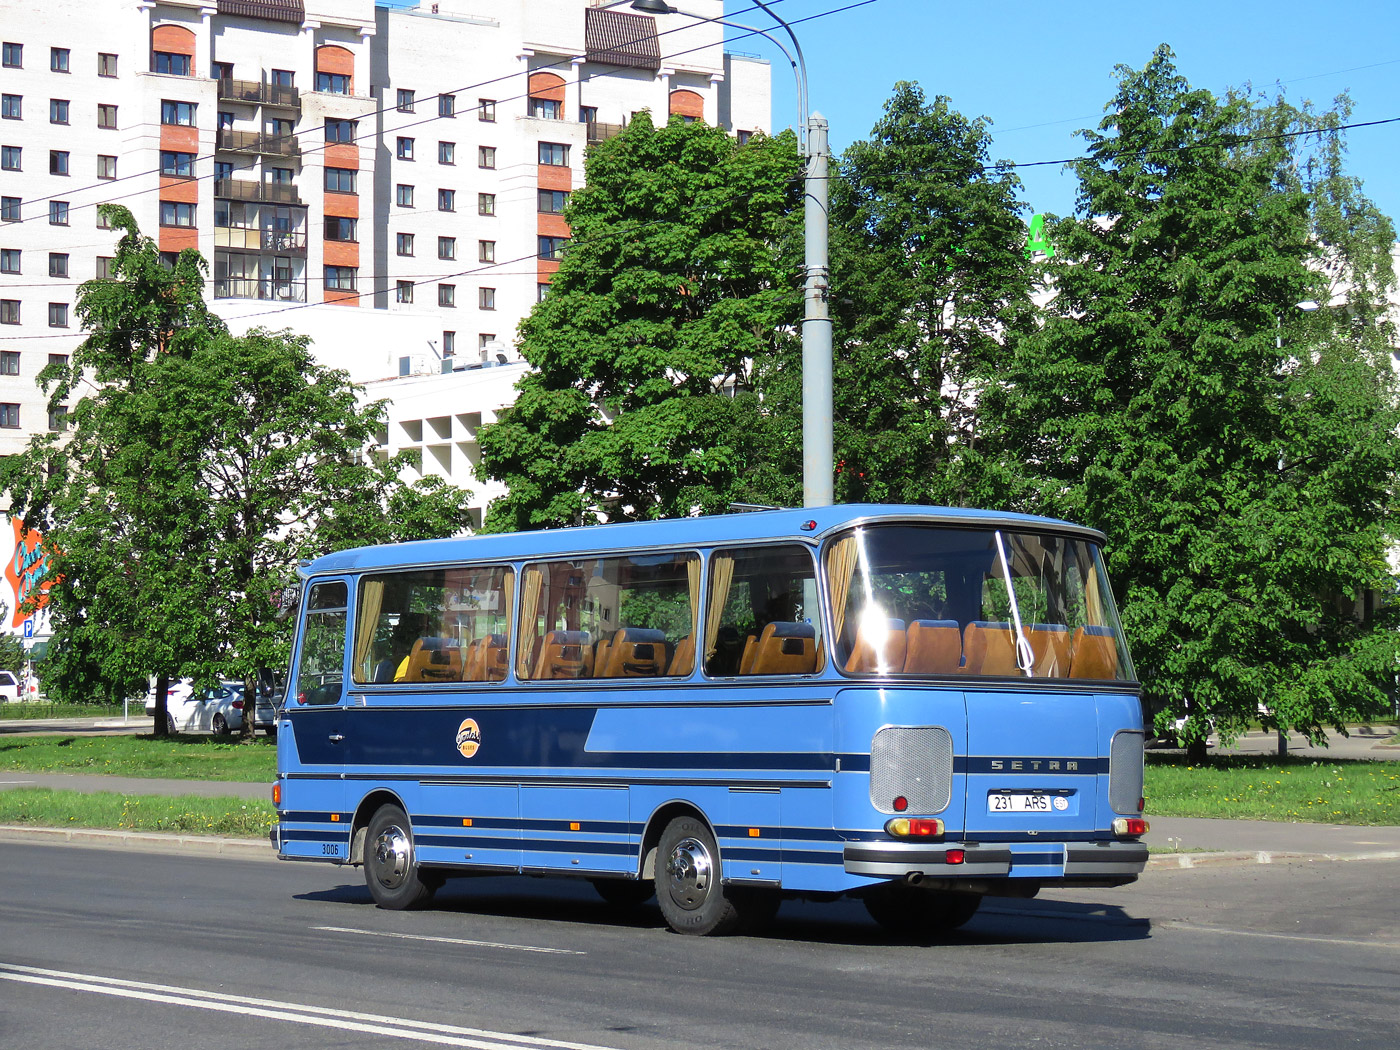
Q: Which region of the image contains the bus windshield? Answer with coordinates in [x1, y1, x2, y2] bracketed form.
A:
[827, 525, 1133, 681]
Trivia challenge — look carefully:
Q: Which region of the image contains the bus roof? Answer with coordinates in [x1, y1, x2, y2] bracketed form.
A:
[301, 504, 1106, 577]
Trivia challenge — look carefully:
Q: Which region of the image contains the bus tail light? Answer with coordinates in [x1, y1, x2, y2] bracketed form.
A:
[885, 817, 944, 839]
[945, 849, 965, 864]
[1113, 817, 1149, 838]
[271, 782, 281, 806]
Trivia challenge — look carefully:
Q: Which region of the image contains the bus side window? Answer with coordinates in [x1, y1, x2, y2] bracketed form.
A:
[297, 581, 348, 705]
[704, 545, 823, 677]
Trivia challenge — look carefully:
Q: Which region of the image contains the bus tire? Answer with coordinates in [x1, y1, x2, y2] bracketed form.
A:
[364, 804, 437, 910]
[864, 885, 982, 937]
[655, 815, 740, 936]
[590, 877, 654, 908]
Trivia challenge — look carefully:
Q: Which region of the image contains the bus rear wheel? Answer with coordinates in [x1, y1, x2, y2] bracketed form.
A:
[654, 815, 741, 936]
[364, 804, 437, 910]
[864, 885, 982, 938]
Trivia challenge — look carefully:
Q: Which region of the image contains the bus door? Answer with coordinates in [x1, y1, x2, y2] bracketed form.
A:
[282, 577, 352, 861]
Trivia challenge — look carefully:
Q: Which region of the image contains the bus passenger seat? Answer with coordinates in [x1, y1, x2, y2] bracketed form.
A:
[738, 634, 759, 675]
[844, 617, 908, 674]
[748, 621, 818, 675]
[532, 630, 592, 679]
[903, 619, 962, 674]
[603, 627, 669, 677]
[373, 658, 397, 683]
[404, 637, 463, 682]
[962, 621, 1016, 675]
[1069, 625, 1118, 679]
[592, 638, 612, 679]
[667, 634, 696, 677]
[483, 634, 509, 682]
[1029, 624, 1072, 677]
[462, 638, 486, 681]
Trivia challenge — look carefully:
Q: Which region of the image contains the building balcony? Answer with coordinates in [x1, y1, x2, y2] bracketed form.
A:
[586, 121, 625, 144]
[214, 225, 307, 255]
[215, 129, 300, 158]
[213, 276, 307, 303]
[217, 77, 300, 110]
[214, 179, 304, 206]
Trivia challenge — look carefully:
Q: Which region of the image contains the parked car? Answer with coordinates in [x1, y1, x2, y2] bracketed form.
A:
[0, 670, 18, 702]
[148, 680, 245, 735]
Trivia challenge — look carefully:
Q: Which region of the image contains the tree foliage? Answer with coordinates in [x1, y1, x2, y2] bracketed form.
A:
[978, 47, 1400, 751]
[0, 207, 473, 716]
[476, 114, 804, 529]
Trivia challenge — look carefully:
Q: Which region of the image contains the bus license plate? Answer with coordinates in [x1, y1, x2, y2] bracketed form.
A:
[988, 792, 1053, 813]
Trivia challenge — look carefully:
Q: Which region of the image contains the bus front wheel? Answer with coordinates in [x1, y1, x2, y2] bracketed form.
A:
[655, 815, 741, 936]
[364, 804, 437, 910]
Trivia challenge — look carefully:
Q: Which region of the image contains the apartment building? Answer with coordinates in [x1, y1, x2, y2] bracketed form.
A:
[0, 0, 772, 527]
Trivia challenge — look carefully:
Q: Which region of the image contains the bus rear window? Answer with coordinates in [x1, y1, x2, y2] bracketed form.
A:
[827, 526, 1132, 681]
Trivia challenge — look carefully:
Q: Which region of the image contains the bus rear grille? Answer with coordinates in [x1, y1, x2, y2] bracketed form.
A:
[1109, 730, 1145, 814]
[870, 726, 954, 814]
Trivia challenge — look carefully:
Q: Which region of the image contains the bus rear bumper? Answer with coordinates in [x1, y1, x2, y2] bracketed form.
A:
[844, 839, 1148, 881]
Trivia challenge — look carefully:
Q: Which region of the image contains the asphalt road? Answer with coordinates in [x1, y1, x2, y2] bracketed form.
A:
[0, 841, 1395, 1050]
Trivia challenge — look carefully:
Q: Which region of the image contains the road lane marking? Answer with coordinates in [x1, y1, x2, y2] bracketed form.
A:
[1156, 922, 1400, 950]
[0, 964, 620, 1050]
[312, 925, 585, 956]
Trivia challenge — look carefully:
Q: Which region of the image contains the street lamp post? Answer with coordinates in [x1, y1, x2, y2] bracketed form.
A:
[629, 0, 832, 507]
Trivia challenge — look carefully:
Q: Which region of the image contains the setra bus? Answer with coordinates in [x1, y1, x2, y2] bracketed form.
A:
[273, 504, 1148, 936]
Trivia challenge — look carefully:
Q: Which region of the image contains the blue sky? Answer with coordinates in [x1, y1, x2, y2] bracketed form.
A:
[738, 0, 1400, 226]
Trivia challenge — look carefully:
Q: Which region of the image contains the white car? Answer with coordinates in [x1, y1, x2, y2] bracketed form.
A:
[147, 680, 246, 735]
[0, 670, 18, 702]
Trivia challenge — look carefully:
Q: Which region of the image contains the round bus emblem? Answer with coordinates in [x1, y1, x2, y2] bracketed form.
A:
[1053, 795, 1069, 811]
[455, 718, 481, 759]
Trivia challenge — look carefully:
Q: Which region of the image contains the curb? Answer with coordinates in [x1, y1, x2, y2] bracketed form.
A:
[1147, 848, 1400, 870]
[0, 824, 277, 862]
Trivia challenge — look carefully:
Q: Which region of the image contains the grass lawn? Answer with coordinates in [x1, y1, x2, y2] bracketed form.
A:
[0, 787, 275, 837]
[0, 703, 126, 720]
[0, 733, 276, 781]
[1145, 754, 1400, 825]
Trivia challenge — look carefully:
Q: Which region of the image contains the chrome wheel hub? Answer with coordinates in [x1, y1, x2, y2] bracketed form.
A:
[665, 836, 713, 911]
[371, 824, 412, 889]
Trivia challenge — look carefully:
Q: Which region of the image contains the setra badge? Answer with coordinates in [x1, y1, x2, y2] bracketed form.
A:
[455, 718, 481, 759]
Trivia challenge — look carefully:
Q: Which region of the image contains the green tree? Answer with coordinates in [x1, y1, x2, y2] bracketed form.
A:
[1, 207, 474, 732]
[978, 47, 1400, 756]
[826, 82, 1036, 504]
[476, 113, 804, 530]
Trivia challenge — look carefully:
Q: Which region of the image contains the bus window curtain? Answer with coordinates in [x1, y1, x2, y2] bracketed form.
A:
[703, 553, 734, 666]
[500, 568, 514, 649]
[353, 578, 384, 682]
[826, 534, 859, 645]
[517, 567, 542, 678]
[675, 554, 701, 675]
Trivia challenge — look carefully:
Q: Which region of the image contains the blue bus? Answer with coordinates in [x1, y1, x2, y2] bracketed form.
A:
[273, 504, 1148, 936]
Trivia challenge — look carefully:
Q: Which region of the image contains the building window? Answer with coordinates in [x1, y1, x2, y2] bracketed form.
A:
[97, 103, 117, 129]
[266, 166, 293, 184]
[0, 404, 19, 428]
[96, 256, 113, 279]
[325, 168, 357, 193]
[97, 155, 116, 180]
[48, 253, 67, 277]
[479, 99, 496, 122]
[48, 405, 68, 432]
[214, 160, 232, 181]
[325, 265, 356, 291]
[2, 43, 21, 68]
[538, 142, 569, 166]
[396, 136, 414, 160]
[95, 207, 112, 229]
[439, 94, 455, 118]
[325, 119, 357, 143]
[438, 141, 454, 165]
[0, 249, 17, 273]
[157, 251, 179, 270]
[50, 47, 69, 73]
[161, 151, 195, 176]
[442, 331, 455, 355]
[437, 236, 455, 261]
[269, 69, 293, 88]
[478, 193, 495, 216]
[437, 189, 455, 212]
[538, 189, 569, 214]
[316, 72, 350, 95]
[217, 110, 234, 131]
[530, 97, 560, 120]
[396, 184, 414, 208]
[48, 302, 68, 327]
[50, 98, 69, 124]
[479, 333, 495, 350]
[152, 52, 190, 76]
[397, 88, 415, 112]
[478, 146, 496, 169]
[0, 301, 18, 324]
[538, 235, 567, 260]
[0, 94, 18, 119]
[98, 52, 117, 77]
[396, 232, 414, 256]
[0, 351, 18, 375]
[736, 129, 753, 145]
[0, 197, 17, 222]
[478, 287, 496, 310]
[49, 150, 69, 175]
[159, 201, 195, 227]
[50, 201, 69, 226]
[161, 100, 195, 126]
[396, 281, 413, 304]
[1, 146, 20, 170]
[324, 216, 357, 242]
[580, 105, 598, 124]
[438, 284, 455, 308]
[48, 353, 68, 367]
[478, 239, 495, 263]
